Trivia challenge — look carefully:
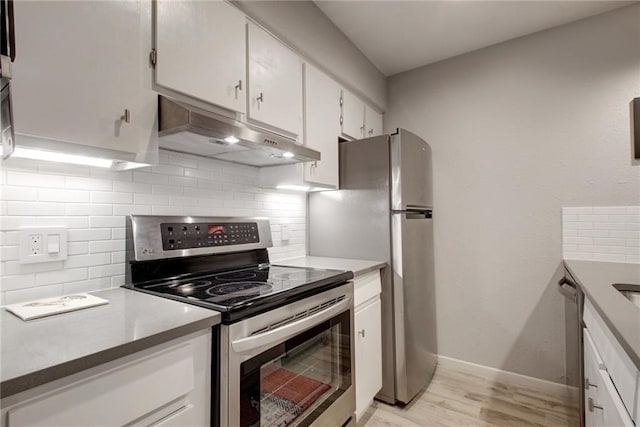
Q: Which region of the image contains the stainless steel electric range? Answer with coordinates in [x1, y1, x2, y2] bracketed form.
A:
[124, 215, 355, 427]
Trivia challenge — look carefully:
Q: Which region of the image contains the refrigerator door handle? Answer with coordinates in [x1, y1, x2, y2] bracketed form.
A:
[392, 209, 432, 219]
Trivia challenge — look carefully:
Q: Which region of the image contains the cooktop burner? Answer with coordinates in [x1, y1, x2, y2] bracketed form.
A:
[138, 265, 349, 316]
[207, 282, 273, 296]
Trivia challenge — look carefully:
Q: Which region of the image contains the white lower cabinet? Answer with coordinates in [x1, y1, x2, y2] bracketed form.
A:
[1, 330, 211, 427]
[354, 270, 383, 420]
[583, 301, 636, 427]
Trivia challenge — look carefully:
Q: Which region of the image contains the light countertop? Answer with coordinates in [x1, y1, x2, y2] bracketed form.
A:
[275, 256, 386, 277]
[0, 288, 221, 398]
[564, 260, 640, 369]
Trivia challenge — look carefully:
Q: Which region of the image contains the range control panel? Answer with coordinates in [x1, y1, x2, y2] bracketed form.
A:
[160, 222, 260, 250]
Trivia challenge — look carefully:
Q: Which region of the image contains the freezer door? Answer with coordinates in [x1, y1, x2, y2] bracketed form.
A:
[391, 210, 437, 404]
[390, 129, 432, 211]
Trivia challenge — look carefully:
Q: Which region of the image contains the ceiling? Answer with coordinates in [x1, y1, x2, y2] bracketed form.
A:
[314, 1, 637, 76]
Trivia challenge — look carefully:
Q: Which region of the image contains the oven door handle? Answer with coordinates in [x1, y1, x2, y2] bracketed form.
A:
[231, 295, 352, 354]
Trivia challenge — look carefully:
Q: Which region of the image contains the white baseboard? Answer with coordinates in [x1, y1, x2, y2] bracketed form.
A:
[437, 355, 579, 401]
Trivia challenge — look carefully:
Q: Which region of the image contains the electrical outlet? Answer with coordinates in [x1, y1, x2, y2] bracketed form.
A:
[281, 224, 290, 241]
[29, 234, 43, 255]
[20, 226, 68, 264]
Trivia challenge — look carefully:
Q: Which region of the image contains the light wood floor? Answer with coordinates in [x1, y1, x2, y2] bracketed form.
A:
[359, 364, 579, 427]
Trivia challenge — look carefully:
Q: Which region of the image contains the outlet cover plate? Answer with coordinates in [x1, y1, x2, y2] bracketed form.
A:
[19, 226, 68, 264]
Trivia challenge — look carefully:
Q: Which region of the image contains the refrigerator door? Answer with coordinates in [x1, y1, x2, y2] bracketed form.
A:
[391, 210, 437, 404]
[390, 129, 432, 211]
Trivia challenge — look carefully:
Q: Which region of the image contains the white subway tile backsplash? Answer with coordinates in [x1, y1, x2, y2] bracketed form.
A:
[133, 171, 169, 185]
[88, 263, 125, 279]
[112, 204, 152, 216]
[64, 253, 111, 268]
[36, 268, 87, 286]
[67, 242, 89, 255]
[89, 216, 126, 228]
[7, 202, 66, 216]
[89, 240, 125, 254]
[2, 260, 64, 276]
[0, 274, 35, 291]
[151, 205, 184, 216]
[7, 171, 65, 188]
[68, 228, 112, 242]
[63, 278, 111, 295]
[113, 181, 151, 194]
[563, 206, 640, 263]
[168, 153, 199, 169]
[151, 164, 184, 176]
[65, 203, 112, 216]
[1, 149, 306, 303]
[111, 228, 125, 240]
[91, 191, 133, 204]
[133, 193, 168, 205]
[65, 176, 113, 191]
[0, 186, 38, 201]
[39, 188, 90, 203]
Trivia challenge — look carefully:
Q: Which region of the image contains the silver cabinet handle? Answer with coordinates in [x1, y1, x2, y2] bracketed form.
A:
[256, 92, 264, 103]
[121, 109, 130, 123]
[588, 398, 603, 412]
[358, 329, 365, 338]
[585, 377, 598, 390]
[235, 80, 242, 91]
[339, 96, 343, 107]
[368, 129, 374, 135]
[340, 116, 343, 125]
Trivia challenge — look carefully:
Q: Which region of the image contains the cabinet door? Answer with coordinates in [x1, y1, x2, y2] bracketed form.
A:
[12, 1, 148, 155]
[355, 297, 382, 419]
[155, 1, 246, 114]
[248, 22, 303, 137]
[365, 104, 384, 138]
[303, 64, 340, 188]
[341, 89, 365, 140]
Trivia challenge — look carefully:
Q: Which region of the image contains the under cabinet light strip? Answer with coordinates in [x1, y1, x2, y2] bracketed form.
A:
[10, 147, 114, 168]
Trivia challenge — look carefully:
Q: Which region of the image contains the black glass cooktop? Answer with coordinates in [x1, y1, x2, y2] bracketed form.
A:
[134, 265, 352, 321]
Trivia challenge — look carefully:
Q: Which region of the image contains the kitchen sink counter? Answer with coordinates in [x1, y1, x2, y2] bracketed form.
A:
[564, 260, 640, 369]
[276, 256, 386, 277]
[0, 288, 220, 399]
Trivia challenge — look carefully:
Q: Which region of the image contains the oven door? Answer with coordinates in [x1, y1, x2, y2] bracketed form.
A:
[221, 282, 354, 427]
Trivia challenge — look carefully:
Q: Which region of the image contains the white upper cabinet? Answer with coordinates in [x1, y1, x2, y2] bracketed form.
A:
[341, 89, 384, 140]
[303, 64, 341, 188]
[247, 22, 303, 138]
[341, 89, 365, 140]
[365, 104, 384, 138]
[155, 0, 246, 114]
[11, 0, 155, 157]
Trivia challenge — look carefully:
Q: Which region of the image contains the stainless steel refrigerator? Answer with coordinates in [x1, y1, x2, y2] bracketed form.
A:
[309, 128, 437, 404]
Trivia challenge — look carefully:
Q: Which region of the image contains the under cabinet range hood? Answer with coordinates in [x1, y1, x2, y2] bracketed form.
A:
[158, 95, 320, 167]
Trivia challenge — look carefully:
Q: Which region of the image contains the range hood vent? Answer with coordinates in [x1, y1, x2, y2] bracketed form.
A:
[158, 96, 320, 167]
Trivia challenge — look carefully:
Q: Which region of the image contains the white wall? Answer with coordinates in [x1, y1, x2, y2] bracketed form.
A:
[0, 151, 306, 305]
[385, 5, 640, 383]
[234, 0, 387, 111]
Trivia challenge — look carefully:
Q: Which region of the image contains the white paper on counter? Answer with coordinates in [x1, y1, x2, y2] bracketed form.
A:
[4, 293, 109, 321]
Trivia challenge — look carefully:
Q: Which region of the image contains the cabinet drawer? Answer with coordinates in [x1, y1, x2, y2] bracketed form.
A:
[583, 299, 639, 422]
[586, 367, 635, 427]
[354, 270, 382, 308]
[7, 343, 195, 426]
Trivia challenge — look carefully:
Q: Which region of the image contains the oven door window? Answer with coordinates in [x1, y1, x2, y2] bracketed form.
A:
[239, 311, 351, 427]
